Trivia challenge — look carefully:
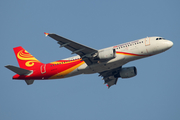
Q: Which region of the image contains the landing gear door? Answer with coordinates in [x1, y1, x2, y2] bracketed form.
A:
[145, 37, 150, 46]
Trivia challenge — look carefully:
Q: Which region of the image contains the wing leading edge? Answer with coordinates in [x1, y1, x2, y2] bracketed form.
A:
[45, 33, 98, 65]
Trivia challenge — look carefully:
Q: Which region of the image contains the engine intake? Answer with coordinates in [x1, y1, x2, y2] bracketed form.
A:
[95, 49, 116, 60]
[119, 66, 137, 78]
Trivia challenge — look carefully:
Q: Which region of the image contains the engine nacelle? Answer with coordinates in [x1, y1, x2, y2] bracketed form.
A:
[119, 66, 137, 78]
[96, 49, 116, 60]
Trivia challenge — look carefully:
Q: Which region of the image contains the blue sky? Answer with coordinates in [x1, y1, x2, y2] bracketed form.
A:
[1, 0, 180, 120]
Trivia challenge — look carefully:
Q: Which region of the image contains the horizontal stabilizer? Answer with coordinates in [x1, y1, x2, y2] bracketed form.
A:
[5, 65, 32, 75]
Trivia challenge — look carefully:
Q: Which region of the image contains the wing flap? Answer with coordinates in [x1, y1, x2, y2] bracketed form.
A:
[103, 76, 118, 88]
[99, 67, 122, 88]
[106, 78, 118, 88]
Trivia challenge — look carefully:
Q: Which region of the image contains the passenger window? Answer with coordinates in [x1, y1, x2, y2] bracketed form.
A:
[156, 38, 158, 40]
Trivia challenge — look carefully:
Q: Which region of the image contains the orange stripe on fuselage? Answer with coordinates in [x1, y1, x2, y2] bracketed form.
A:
[47, 52, 150, 79]
[116, 51, 151, 57]
[48, 59, 85, 79]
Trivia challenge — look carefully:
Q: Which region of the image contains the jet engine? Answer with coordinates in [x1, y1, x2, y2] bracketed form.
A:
[94, 49, 116, 60]
[119, 66, 137, 78]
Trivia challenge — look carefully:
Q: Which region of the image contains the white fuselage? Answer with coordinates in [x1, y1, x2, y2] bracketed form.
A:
[64, 36, 173, 78]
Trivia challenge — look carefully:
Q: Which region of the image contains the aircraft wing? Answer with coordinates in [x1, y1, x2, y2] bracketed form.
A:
[45, 33, 98, 65]
[99, 67, 121, 88]
[104, 77, 118, 88]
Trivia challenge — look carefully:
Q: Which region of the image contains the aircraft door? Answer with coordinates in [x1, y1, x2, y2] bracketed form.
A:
[145, 37, 150, 46]
[40, 64, 46, 74]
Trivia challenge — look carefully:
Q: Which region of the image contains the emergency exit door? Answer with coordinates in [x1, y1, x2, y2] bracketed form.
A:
[145, 37, 150, 46]
[41, 64, 46, 74]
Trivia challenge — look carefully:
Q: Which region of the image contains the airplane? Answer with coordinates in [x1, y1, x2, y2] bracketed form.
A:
[5, 33, 173, 88]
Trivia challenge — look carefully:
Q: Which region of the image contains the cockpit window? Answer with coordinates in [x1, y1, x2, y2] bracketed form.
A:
[156, 37, 165, 40]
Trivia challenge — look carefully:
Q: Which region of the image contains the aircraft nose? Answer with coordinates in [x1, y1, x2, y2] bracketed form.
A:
[166, 40, 173, 48]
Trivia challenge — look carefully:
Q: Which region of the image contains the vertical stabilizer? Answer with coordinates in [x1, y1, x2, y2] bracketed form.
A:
[13, 46, 43, 70]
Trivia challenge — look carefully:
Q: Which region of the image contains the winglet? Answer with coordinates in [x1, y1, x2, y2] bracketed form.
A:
[44, 32, 49, 37]
[106, 84, 110, 89]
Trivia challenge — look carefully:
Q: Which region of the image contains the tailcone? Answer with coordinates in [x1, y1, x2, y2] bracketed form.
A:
[13, 74, 25, 79]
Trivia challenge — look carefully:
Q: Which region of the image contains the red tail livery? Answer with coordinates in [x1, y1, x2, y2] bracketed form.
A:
[13, 46, 43, 70]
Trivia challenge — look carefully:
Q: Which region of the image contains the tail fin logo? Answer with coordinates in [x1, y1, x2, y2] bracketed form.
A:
[17, 49, 40, 67]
